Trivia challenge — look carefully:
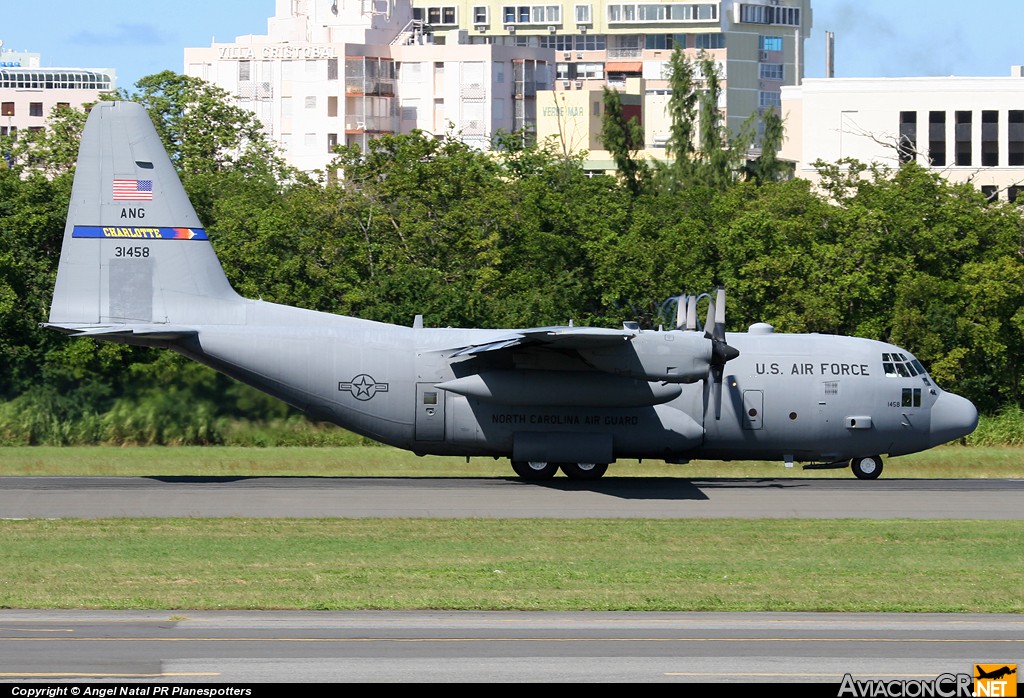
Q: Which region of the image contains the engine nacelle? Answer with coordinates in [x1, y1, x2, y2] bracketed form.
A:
[578, 330, 712, 383]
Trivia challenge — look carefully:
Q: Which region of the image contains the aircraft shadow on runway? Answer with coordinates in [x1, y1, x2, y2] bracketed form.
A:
[144, 475, 816, 502]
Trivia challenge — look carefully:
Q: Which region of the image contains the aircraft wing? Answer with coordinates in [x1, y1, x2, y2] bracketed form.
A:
[40, 323, 199, 340]
[447, 326, 634, 357]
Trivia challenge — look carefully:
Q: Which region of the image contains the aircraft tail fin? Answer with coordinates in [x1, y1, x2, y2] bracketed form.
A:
[47, 101, 244, 330]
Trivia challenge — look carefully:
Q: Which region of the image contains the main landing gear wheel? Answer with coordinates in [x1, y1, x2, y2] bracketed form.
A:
[559, 462, 609, 481]
[511, 460, 559, 480]
[851, 455, 883, 480]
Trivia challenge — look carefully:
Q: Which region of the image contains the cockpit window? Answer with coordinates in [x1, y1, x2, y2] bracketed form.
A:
[884, 350, 933, 382]
[882, 352, 926, 379]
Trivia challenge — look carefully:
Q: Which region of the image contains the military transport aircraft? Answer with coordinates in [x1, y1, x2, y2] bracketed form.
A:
[44, 102, 979, 480]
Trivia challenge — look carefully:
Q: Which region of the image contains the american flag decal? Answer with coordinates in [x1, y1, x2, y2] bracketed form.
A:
[113, 179, 153, 201]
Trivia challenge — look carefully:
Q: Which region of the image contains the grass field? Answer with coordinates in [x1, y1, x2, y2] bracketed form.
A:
[2, 518, 1022, 612]
[2, 443, 1022, 478]
[1, 444, 1021, 612]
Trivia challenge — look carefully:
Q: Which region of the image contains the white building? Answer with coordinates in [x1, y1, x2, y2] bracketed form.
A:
[185, 0, 551, 173]
[186, 1, 811, 173]
[0, 47, 116, 140]
[781, 69, 1024, 202]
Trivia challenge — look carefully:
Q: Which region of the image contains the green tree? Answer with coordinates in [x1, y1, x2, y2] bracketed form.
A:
[121, 71, 285, 177]
[662, 49, 699, 186]
[598, 87, 647, 196]
[744, 107, 791, 184]
[5, 104, 90, 176]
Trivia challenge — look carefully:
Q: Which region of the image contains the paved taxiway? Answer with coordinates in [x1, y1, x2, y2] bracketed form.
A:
[1, 611, 1022, 683]
[0, 476, 1021, 519]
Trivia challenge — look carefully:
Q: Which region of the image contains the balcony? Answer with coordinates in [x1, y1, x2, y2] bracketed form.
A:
[607, 48, 642, 59]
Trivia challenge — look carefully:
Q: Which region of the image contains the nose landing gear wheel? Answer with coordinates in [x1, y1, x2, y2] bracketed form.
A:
[559, 462, 609, 480]
[511, 460, 559, 480]
[851, 455, 883, 480]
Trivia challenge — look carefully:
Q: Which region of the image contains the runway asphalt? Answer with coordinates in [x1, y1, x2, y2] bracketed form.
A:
[1, 610, 1021, 683]
[0, 475, 1021, 519]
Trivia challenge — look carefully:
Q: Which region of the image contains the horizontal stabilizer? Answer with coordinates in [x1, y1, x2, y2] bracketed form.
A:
[41, 323, 198, 340]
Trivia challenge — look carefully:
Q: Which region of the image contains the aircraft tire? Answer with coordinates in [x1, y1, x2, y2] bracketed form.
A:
[511, 460, 559, 480]
[851, 455, 883, 480]
[559, 462, 609, 480]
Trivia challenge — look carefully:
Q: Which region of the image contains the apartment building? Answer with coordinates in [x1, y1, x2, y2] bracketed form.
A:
[185, 0, 810, 172]
[422, 0, 811, 139]
[0, 48, 116, 140]
[780, 69, 1024, 201]
[185, 0, 552, 173]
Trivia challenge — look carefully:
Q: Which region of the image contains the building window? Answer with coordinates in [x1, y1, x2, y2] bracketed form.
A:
[574, 34, 606, 51]
[955, 111, 972, 166]
[695, 33, 724, 49]
[928, 111, 946, 167]
[759, 63, 783, 81]
[740, 4, 801, 26]
[608, 3, 717, 23]
[328, 58, 338, 80]
[898, 111, 917, 164]
[473, 6, 488, 23]
[1009, 111, 1024, 166]
[540, 35, 576, 50]
[982, 110, 999, 167]
[238, 61, 251, 81]
[981, 185, 998, 202]
[1008, 186, 1019, 203]
[575, 4, 591, 23]
[759, 35, 783, 52]
[425, 6, 458, 24]
[645, 34, 674, 50]
[504, 4, 559, 24]
[29, 102, 44, 117]
[758, 90, 781, 109]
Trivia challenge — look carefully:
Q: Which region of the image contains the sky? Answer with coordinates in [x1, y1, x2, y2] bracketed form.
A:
[0, 0, 1021, 89]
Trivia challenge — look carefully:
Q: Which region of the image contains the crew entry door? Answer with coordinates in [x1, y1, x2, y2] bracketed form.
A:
[742, 390, 763, 430]
[415, 383, 445, 441]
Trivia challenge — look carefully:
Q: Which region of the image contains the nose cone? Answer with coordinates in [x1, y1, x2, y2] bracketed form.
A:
[930, 391, 979, 446]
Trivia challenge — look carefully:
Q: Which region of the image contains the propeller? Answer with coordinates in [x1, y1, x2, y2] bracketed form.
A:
[703, 287, 740, 420]
[673, 294, 700, 331]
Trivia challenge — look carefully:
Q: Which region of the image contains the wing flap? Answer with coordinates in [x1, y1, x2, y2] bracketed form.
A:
[446, 326, 634, 356]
